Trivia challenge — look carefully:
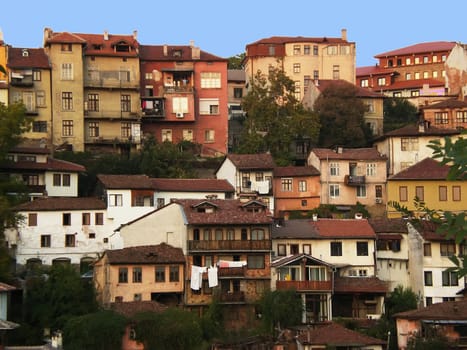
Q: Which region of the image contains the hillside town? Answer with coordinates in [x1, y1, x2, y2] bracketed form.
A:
[0, 27, 466, 349]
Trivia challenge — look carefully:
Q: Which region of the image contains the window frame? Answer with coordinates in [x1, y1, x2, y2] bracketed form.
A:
[330, 241, 342, 256]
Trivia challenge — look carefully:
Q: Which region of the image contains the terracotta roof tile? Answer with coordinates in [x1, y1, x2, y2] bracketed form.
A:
[273, 166, 320, 177]
[14, 197, 106, 211]
[45, 32, 87, 44]
[394, 300, 467, 320]
[297, 322, 386, 346]
[248, 36, 350, 46]
[369, 218, 408, 233]
[226, 153, 276, 169]
[379, 124, 460, 138]
[379, 78, 445, 91]
[334, 276, 388, 293]
[356, 65, 395, 76]
[7, 48, 50, 69]
[0, 282, 16, 292]
[106, 243, 185, 265]
[76, 32, 139, 57]
[151, 178, 234, 192]
[139, 45, 226, 61]
[389, 158, 450, 180]
[421, 97, 467, 109]
[375, 41, 456, 58]
[97, 174, 154, 189]
[3, 158, 85, 172]
[110, 300, 168, 318]
[310, 148, 387, 161]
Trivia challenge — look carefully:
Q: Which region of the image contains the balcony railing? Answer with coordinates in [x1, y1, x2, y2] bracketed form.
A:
[85, 136, 139, 145]
[345, 175, 366, 186]
[188, 240, 271, 251]
[276, 280, 332, 291]
[163, 85, 194, 94]
[218, 267, 245, 277]
[84, 110, 141, 120]
[219, 291, 245, 303]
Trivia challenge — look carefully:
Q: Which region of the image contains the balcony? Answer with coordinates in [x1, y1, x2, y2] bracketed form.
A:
[141, 97, 165, 119]
[276, 280, 332, 291]
[10, 76, 33, 87]
[345, 175, 366, 186]
[85, 136, 139, 145]
[219, 291, 245, 303]
[84, 110, 141, 120]
[188, 240, 271, 252]
[84, 70, 139, 90]
[163, 85, 194, 94]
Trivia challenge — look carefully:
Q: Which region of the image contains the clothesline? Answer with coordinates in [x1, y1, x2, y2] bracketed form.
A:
[190, 261, 248, 290]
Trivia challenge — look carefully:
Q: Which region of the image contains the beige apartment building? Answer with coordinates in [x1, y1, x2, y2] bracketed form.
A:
[244, 29, 356, 101]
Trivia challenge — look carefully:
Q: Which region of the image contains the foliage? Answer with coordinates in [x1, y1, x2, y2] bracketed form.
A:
[134, 308, 204, 350]
[314, 80, 370, 147]
[383, 97, 419, 132]
[406, 327, 450, 350]
[238, 67, 320, 165]
[385, 285, 418, 317]
[200, 296, 224, 340]
[258, 289, 303, 335]
[0, 102, 31, 160]
[228, 53, 246, 69]
[62, 310, 127, 350]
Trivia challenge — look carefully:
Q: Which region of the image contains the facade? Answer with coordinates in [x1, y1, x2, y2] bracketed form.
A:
[227, 69, 246, 152]
[421, 96, 467, 130]
[244, 29, 356, 102]
[0, 31, 9, 105]
[215, 153, 275, 212]
[139, 42, 228, 157]
[93, 243, 185, 306]
[273, 165, 321, 218]
[307, 147, 387, 215]
[386, 157, 466, 218]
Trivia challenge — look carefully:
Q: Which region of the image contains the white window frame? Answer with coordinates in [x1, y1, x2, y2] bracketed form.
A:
[172, 97, 188, 113]
[109, 194, 123, 207]
[61, 63, 73, 80]
[329, 184, 340, 198]
[366, 163, 376, 176]
[199, 98, 219, 115]
[200, 72, 221, 88]
[329, 163, 339, 176]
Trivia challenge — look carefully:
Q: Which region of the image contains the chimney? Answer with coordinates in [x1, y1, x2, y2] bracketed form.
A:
[192, 45, 200, 60]
[189, 40, 195, 47]
[104, 30, 109, 41]
[341, 28, 347, 41]
[0, 28, 3, 44]
[163, 44, 168, 56]
[133, 30, 138, 40]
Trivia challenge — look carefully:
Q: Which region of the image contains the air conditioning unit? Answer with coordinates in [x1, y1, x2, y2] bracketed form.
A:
[375, 198, 383, 204]
[175, 112, 184, 118]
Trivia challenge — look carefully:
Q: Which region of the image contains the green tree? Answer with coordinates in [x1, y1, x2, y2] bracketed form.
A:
[314, 80, 370, 148]
[228, 53, 246, 69]
[238, 68, 320, 165]
[63, 310, 128, 350]
[383, 97, 419, 133]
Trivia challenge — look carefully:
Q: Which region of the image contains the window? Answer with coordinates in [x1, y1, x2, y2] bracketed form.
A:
[33, 121, 47, 132]
[294, 81, 301, 99]
[199, 98, 219, 115]
[65, 234, 75, 247]
[89, 122, 99, 137]
[182, 129, 193, 141]
[95, 213, 104, 225]
[169, 266, 179, 282]
[435, 112, 448, 124]
[400, 162, 413, 170]
[247, 255, 264, 269]
[304, 75, 311, 87]
[405, 58, 411, 65]
[28, 213, 37, 226]
[313, 70, 319, 80]
[414, 72, 420, 80]
[121, 95, 131, 112]
[313, 45, 318, 55]
[423, 243, 432, 256]
[453, 186, 461, 201]
[281, 178, 292, 192]
[121, 122, 131, 138]
[53, 173, 61, 186]
[255, 172, 264, 181]
[298, 180, 307, 192]
[399, 186, 408, 202]
[424, 271, 433, 286]
[61, 92, 73, 111]
[442, 270, 458, 286]
[357, 241, 368, 256]
[331, 242, 342, 256]
[426, 297, 433, 306]
[293, 63, 301, 73]
[226, 229, 234, 240]
[233, 87, 243, 99]
[356, 185, 366, 198]
[109, 194, 123, 206]
[119, 268, 128, 283]
[433, 71, 438, 78]
[133, 267, 142, 283]
[162, 129, 172, 142]
[41, 235, 51, 247]
[456, 111, 467, 123]
[293, 45, 301, 55]
[329, 163, 339, 176]
[200, 72, 221, 88]
[361, 79, 368, 87]
[277, 244, 286, 256]
[366, 163, 376, 176]
[440, 242, 455, 256]
[377, 77, 386, 86]
[63, 213, 71, 226]
[327, 46, 338, 55]
[155, 266, 165, 282]
[423, 71, 429, 79]
[241, 173, 250, 188]
[329, 184, 340, 198]
[406, 73, 411, 80]
[172, 96, 188, 113]
[215, 229, 223, 240]
[87, 93, 99, 111]
[36, 90, 46, 107]
[303, 244, 311, 254]
[203, 229, 211, 241]
[414, 57, 420, 64]
[82, 213, 90, 225]
[204, 129, 215, 143]
[415, 186, 425, 201]
[393, 92, 402, 98]
[61, 63, 73, 80]
[332, 65, 340, 80]
[411, 90, 420, 97]
[251, 229, 264, 240]
[304, 45, 310, 55]
[62, 120, 73, 137]
[439, 186, 447, 201]
[375, 185, 383, 199]
[157, 198, 165, 208]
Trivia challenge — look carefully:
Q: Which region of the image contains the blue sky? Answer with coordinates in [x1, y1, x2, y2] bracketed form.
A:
[1, 0, 465, 67]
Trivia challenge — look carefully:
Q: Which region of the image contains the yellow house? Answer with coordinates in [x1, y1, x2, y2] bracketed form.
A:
[387, 157, 466, 218]
[0, 32, 8, 105]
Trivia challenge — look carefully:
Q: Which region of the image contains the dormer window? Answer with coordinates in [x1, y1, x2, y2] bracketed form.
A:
[115, 42, 130, 53]
[192, 200, 218, 213]
[22, 49, 29, 57]
[92, 44, 102, 50]
[173, 50, 182, 57]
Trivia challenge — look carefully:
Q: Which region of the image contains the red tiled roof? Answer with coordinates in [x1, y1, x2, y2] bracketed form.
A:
[175, 199, 273, 225]
[14, 197, 106, 211]
[76, 32, 139, 57]
[110, 300, 168, 318]
[97, 174, 154, 189]
[0, 283, 16, 292]
[248, 36, 350, 46]
[379, 79, 444, 91]
[225, 153, 276, 170]
[389, 158, 450, 180]
[9, 147, 50, 155]
[375, 41, 456, 58]
[421, 97, 467, 109]
[379, 124, 460, 138]
[139, 45, 226, 61]
[273, 166, 320, 177]
[151, 178, 234, 192]
[3, 158, 85, 172]
[297, 322, 386, 346]
[311, 219, 376, 239]
[44, 31, 87, 44]
[7, 48, 50, 69]
[356, 65, 395, 76]
[394, 300, 467, 320]
[369, 218, 408, 233]
[310, 148, 387, 161]
[334, 276, 388, 293]
[106, 243, 185, 265]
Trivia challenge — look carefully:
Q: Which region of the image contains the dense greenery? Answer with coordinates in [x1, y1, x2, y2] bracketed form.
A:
[237, 67, 320, 165]
[228, 53, 246, 69]
[383, 97, 419, 132]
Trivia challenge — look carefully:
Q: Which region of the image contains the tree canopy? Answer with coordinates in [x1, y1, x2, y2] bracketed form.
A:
[383, 97, 419, 132]
[237, 67, 320, 165]
[227, 53, 246, 69]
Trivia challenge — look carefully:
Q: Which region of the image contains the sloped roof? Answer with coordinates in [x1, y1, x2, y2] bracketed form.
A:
[273, 166, 320, 177]
[105, 243, 185, 265]
[356, 65, 395, 76]
[151, 178, 234, 192]
[272, 219, 320, 239]
[389, 158, 450, 180]
[3, 157, 85, 172]
[228, 69, 246, 82]
[97, 174, 154, 189]
[310, 148, 387, 161]
[421, 97, 467, 109]
[248, 36, 350, 46]
[334, 276, 388, 293]
[139, 44, 226, 61]
[175, 199, 273, 225]
[7, 47, 50, 69]
[378, 124, 460, 139]
[381, 78, 445, 91]
[110, 300, 168, 318]
[297, 322, 386, 346]
[225, 153, 276, 170]
[394, 300, 467, 321]
[0, 282, 16, 292]
[44, 31, 87, 44]
[76, 32, 139, 57]
[14, 197, 106, 211]
[375, 41, 456, 58]
[369, 218, 408, 234]
[271, 253, 333, 268]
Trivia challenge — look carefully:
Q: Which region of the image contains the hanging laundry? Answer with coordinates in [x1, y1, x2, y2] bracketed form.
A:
[190, 265, 206, 290]
[217, 260, 247, 268]
[208, 266, 218, 287]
